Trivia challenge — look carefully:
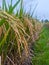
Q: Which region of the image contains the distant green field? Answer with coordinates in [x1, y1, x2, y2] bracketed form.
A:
[32, 25, 49, 65]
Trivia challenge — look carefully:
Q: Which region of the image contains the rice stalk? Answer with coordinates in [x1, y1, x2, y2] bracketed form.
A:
[0, 28, 10, 48]
[23, 17, 35, 41]
[0, 10, 29, 58]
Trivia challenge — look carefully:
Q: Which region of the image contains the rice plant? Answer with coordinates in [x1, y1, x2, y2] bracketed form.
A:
[0, 0, 43, 65]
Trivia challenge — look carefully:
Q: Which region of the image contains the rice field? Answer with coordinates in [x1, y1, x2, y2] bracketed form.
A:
[0, 0, 49, 65]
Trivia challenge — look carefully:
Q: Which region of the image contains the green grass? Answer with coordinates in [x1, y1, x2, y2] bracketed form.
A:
[32, 25, 49, 65]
